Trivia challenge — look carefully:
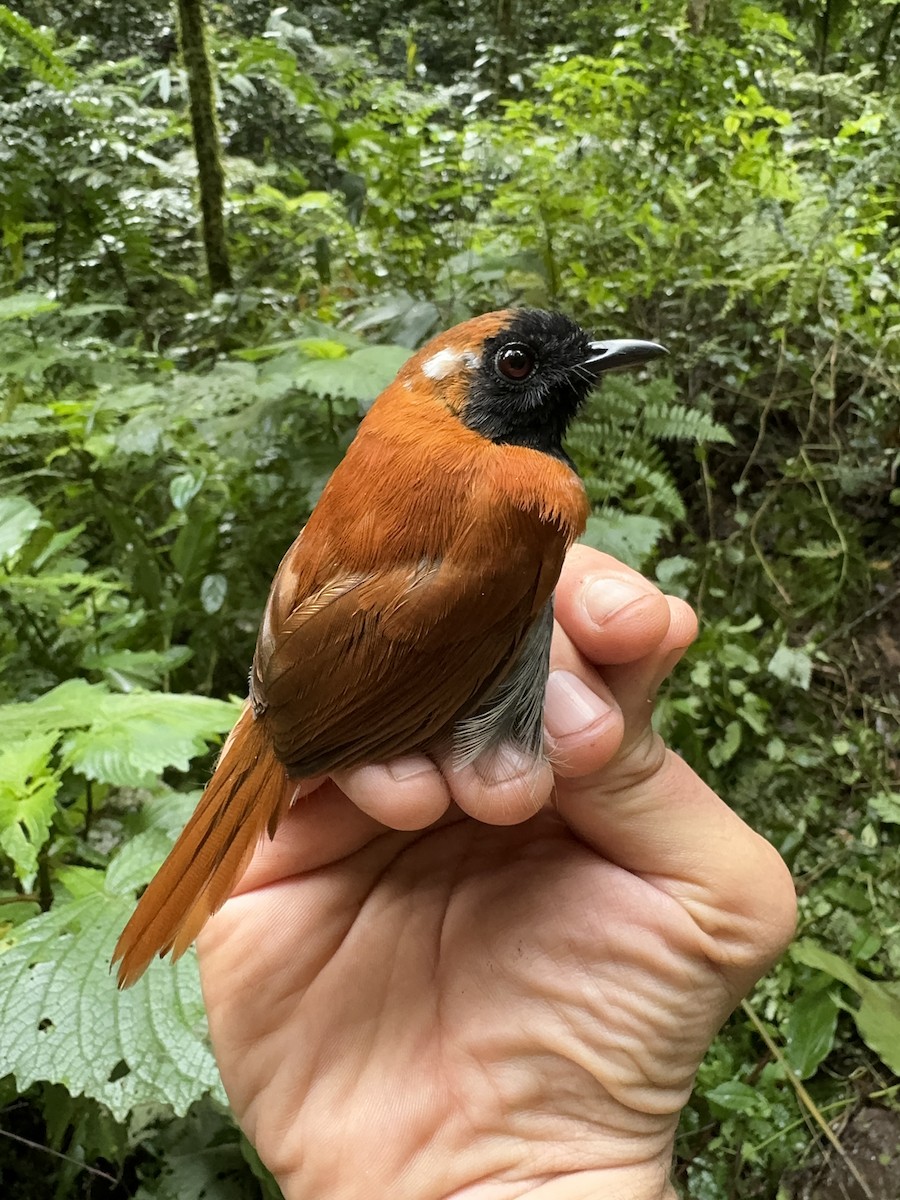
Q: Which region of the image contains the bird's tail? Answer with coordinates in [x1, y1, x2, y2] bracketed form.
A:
[113, 704, 286, 987]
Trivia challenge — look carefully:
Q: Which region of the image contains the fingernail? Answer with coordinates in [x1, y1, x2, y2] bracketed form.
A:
[581, 577, 648, 629]
[474, 744, 533, 785]
[388, 756, 432, 781]
[544, 670, 613, 738]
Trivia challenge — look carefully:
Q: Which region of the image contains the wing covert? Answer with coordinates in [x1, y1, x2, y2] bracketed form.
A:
[252, 539, 563, 777]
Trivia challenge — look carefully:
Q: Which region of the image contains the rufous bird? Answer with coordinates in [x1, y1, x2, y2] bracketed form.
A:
[113, 308, 666, 986]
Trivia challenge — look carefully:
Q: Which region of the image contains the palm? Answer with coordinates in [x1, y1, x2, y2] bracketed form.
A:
[198, 550, 796, 1200]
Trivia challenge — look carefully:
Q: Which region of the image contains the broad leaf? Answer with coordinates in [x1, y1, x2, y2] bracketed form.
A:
[60, 692, 240, 787]
[0, 292, 61, 322]
[705, 1080, 765, 1115]
[0, 496, 42, 561]
[200, 572, 228, 614]
[0, 733, 61, 884]
[767, 644, 813, 690]
[0, 680, 109, 740]
[0, 793, 224, 1121]
[293, 344, 412, 404]
[81, 647, 194, 691]
[784, 985, 839, 1078]
[791, 940, 900, 1074]
[0, 683, 239, 786]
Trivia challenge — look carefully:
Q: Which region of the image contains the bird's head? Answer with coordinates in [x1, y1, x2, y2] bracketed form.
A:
[399, 308, 667, 462]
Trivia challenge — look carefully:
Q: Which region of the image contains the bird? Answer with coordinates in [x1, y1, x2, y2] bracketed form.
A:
[113, 308, 666, 986]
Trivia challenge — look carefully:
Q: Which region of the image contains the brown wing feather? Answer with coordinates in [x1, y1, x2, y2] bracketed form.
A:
[257, 512, 563, 775]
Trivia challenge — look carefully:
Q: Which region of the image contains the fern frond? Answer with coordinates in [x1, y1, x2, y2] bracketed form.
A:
[585, 377, 733, 445]
[640, 401, 734, 445]
[0, 5, 74, 89]
[585, 453, 687, 521]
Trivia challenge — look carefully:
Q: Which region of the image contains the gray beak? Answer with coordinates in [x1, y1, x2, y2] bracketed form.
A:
[585, 338, 668, 374]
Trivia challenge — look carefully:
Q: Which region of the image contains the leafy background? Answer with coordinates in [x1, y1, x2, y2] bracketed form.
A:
[0, 0, 898, 1196]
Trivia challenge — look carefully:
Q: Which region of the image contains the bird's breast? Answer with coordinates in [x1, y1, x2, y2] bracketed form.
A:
[268, 394, 589, 629]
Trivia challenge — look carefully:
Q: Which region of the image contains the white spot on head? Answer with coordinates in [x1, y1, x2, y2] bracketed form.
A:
[422, 348, 462, 380]
[422, 347, 482, 380]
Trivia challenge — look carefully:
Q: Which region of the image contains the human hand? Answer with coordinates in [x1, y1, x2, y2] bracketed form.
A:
[198, 545, 796, 1200]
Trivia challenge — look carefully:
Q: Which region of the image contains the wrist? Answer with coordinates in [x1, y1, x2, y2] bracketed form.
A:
[510, 1169, 677, 1199]
[277, 1151, 678, 1200]
[277, 1164, 679, 1200]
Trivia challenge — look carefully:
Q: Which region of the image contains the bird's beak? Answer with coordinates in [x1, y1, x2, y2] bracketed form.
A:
[585, 339, 668, 374]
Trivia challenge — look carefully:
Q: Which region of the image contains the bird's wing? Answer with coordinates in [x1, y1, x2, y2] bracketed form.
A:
[251, 530, 565, 777]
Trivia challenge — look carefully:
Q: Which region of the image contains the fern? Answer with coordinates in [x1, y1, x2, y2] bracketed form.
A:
[0, 5, 75, 89]
[640, 400, 734, 445]
[567, 372, 732, 563]
[584, 451, 687, 522]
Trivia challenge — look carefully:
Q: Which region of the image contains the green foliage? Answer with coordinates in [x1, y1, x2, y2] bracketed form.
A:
[1, 0, 898, 1195]
[0, 3, 75, 89]
[0, 792, 225, 1122]
[791, 939, 900, 1075]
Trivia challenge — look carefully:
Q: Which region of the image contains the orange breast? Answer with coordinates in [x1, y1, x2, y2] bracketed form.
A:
[303, 382, 589, 570]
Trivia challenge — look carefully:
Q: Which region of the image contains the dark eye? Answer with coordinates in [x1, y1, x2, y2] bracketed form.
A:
[495, 343, 536, 382]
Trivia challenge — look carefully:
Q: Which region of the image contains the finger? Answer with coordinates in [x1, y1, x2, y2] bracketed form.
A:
[229, 754, 453, 895]
[544, 622, 625, 777]
[599, 595, 698, 750]
[556, 544, 672, 665]
[552, 600, 796, 980]
[230, 779, 385, 895]
[440, 744, 554, 824]
[332, 756, 452, 830]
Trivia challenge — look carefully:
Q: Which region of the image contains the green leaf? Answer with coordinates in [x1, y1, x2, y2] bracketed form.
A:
[294, 190, 334, 209]
[838, 111, 884, 139]
[0, 680, 102, 741]
[0, 795, 224, 1121]
[0, 733, 61, 885]
[791, 940, 900, 1074]
[0, 293, 61, 322]
[297, 337, 349, 359]
[114, 412, 164, 456]
[0, 496, 42, 561]
[709, 719, 742, 767]
[0, 6, 75, 88]
[170, 516, 216, 584]
[785, 986, 839, 1078]
[0, 684, 237, 786]
[169, 472, 205, 511]
[767, 644, 812, 690]
[199, 572, 228, 614]
[133, 1105, 261, 1200]
[854, 983, 900, 1076]
[293, 344, 412, 405]
[105, 792, 200, 896]
[868, 792, 900, 825]
[579, 512, 667, 570]
[705, 1080, 765, 1115]
[60, 691, 240, 787]
[81, 647, 194, 691]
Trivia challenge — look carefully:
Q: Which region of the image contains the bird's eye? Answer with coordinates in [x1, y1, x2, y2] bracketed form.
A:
[495, 344, 536, 382]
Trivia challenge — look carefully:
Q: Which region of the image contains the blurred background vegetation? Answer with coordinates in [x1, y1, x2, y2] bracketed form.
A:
[0, 0, 898, 1196]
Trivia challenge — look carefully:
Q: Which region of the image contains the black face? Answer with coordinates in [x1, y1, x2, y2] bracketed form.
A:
[462, 310, 601, 464]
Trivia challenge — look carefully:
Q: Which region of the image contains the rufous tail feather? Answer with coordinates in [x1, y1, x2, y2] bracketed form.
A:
[113, 705, 286, 987]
